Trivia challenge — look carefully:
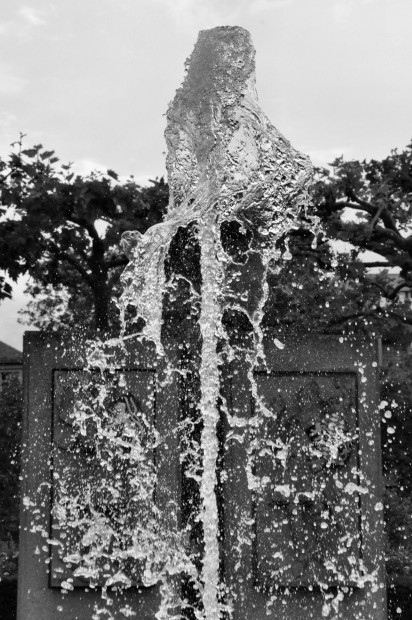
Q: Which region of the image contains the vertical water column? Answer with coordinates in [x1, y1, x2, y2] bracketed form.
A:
[120, 25, 315, 619]
[197, 213, 222, 617]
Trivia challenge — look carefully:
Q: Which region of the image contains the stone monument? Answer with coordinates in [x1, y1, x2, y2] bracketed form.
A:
[17, 27, 387, 620]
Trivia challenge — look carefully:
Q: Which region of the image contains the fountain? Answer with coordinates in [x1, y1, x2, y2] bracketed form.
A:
[17, 26, 386, 620]
[120, 26, 315, 618]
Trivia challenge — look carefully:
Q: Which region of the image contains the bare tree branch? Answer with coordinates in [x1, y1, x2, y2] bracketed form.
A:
[106, 256, 129, 270]
[334, 199, 401, 236]
[373, 225, 412, 250]
[389, 281, 410, 300]
[388, 311, 412, 326]
[326, 307, 385, 327]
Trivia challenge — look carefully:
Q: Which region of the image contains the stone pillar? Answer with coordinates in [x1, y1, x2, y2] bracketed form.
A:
[17, 332, 181, 620]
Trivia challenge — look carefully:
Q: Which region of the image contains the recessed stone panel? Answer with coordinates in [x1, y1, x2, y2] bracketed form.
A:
[17, 333, 179, 620]
[50, 369, 156, 588]
[253, 371, 361, 588]
[221, 335, 387, 620]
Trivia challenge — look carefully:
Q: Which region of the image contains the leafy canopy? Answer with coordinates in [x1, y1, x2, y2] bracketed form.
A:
[0, 135, 167, 332]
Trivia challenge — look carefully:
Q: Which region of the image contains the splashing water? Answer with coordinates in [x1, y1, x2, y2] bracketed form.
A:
[21, 26, 387, 620]
[119, 26, 317, 619]
[25, 26, 390, 620]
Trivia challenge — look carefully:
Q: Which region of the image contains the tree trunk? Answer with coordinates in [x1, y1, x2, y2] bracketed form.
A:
[92, 281, 110, 333]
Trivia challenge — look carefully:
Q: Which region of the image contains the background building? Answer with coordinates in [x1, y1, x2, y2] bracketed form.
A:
[0, 342, 22, 391]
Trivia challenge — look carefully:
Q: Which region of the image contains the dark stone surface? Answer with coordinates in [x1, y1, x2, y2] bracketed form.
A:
[18, 332, 387, 619]
[220, 335, 387, 619]
[254, 372, 360, 588]
[50, 369, 157, 588]
[0, 578, 17, 620]
[17, 332, 180, 620]
[388, 585, 412, 619]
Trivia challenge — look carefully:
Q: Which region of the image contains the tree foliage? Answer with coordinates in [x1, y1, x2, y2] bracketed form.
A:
[0, 136, 168, 333]
[262, 143, 412, 600]
[1, 137, 412, 603]
[312, 144, 412, 595]
[313, 142, 412, 310]
[0, 377, 21, 582]
[262, 142, 412, 342]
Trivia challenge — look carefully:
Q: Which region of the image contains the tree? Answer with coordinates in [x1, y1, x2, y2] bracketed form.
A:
[0, 278, 12, 303]
[0, 136, 168, 333]
[310, 145, 412, 611]
[313, 142, 412, 312]
[0, 376, 21, 577]
[2, 136, 412, 611]
[0, 377, 22, 620]
[259, 143, 412, 613]
[260, 142, 412, 342]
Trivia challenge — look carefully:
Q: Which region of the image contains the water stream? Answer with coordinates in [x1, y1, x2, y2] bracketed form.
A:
[117, 26, 316, 619]
[37, 26, 368, 620]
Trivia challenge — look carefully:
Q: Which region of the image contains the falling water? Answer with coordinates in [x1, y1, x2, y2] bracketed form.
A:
[119, 26, 316, 619]
[20, 25, 387, 620]
[17, 24, 389, 620]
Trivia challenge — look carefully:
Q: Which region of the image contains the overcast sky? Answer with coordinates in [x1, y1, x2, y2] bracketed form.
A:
[1, 0, 412, 349]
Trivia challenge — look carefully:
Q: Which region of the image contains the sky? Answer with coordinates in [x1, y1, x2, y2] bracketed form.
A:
[1, 0, 412, 349]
